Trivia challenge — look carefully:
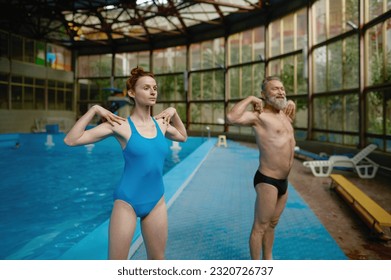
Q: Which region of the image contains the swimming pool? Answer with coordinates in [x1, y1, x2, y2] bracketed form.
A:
[0, 133, 205, 260]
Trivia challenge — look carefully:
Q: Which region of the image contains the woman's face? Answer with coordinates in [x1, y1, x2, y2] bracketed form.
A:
[129, 76, 158, 106]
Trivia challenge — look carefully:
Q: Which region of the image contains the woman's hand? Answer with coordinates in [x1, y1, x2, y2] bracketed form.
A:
[93, 105, 126, 126]
[155, 107, 177, 125]
[283, 100, 296, 121]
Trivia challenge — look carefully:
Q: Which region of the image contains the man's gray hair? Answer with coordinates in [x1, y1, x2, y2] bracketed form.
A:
[261, 76, 282, 92]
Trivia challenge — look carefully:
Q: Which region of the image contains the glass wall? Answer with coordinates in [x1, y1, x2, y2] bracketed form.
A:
[1, 0, 391, 152]
[0, 30, 72, 70]
[72, 0, 391, 151]
[152, 46, 187, 123]
[226, 26, 266, 135]
[311, 0, 360, 145]
[188, 37, 225, 132]
[0, 30, 74, 111]
[267, 8, 308, 140]
[115, 51, 150, 76]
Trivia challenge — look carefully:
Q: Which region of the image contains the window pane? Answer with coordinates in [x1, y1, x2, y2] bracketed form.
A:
[270, 20, 281, 57]
[297, 54, 307, 94]
[328, 41, 343, 91]
[313, 46, 327, 93]
[198, 39, 224, 69]
[242, 30, 253, 63]
[201, 41, 214, 69]
[190, 70, 224, 101]
[92, 79, 111, 101]
[48, 89, 56, 110]
[269, 60, 281, 76]
[78, 56, 90, 78]
[11, 85, 22, 109]
[99, 54, 112, 76]
[155, 74, 185, 102]
[228, 67, 240, 99]
[293, 97, 308, 128]
[328, 96, 344, 131]
[343, 35, 359, 89]
[25, 39, 35, 64]
[296, 8, 307, 50]
[346, 0, 359, 31]
[78, 55, 112, 77]
[79, 82, 89, 101]
[24, 86, 34, 109]
[254, 26, 265, 62]
[190, 43, 201, 70]
[283, 14, 294, 53]
[57, 90, 65, 110]
[174, 45, 186, 72]
[153, 46, 186, 74]
[329, 0, 343, 38]
[366, 91, 383, 134]
[242, 66, 253, 96]
[65, 91, 73, 111]
[314, 0, 326, 44]
[228, 33, 240, 65]
[345, 94, 359, 132]
[0, 84, 8, 109]
[368, 0, 390, 22]
[35, 88, 45, 110]
[281, 56, 294, 94]
[11, 35, 23, 61]
[189, 73, 200, 101]
[313, 96, 328, 129]
[115, 52, 151, 77]
[367, 22, 386, 86]
[189, 102, 224, 124]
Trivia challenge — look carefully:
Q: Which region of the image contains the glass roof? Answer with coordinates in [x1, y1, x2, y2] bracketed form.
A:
[63, 0, 262, 41]
[1, 0, 307, 53]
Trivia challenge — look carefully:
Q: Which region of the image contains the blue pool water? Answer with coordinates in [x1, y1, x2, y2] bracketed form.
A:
[0, 133, 204, 260]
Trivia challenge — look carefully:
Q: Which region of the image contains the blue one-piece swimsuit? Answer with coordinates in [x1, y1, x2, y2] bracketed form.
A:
[113, 116, 169, 218]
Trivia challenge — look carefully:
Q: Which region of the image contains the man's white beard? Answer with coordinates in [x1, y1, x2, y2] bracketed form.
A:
[265, 95, 287, 110]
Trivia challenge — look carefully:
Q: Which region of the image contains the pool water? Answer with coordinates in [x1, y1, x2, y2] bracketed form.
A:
[0, 133, 204, 260]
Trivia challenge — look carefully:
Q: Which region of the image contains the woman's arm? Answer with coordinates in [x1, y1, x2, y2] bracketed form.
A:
[283, 100, 296, 123]
[155, 107, 187, 142]
[64, 105, 126, 146]
[226, 96, 263, 126]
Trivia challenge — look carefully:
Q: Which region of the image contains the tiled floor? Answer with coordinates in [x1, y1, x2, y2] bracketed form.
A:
[131, 140, 347, 260]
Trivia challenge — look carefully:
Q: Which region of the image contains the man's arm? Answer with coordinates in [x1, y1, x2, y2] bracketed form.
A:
[226, 96, 263, 126]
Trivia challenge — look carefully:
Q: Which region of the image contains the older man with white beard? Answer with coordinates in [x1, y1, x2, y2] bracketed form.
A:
[226, 76, 296, 260]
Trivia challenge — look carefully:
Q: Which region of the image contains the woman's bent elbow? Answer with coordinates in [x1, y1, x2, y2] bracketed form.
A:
[63, 136, 76, 146]
[179, 134, 188, 142]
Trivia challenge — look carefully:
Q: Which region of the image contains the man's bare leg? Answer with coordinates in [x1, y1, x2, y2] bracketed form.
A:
[261, 191, 288, 259]
[249, 184, 278, 260]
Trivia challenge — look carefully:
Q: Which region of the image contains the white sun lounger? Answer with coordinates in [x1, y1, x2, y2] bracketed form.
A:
[303, 144, 379, 179]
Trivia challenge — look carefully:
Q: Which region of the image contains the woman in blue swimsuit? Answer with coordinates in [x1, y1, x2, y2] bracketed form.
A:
[64, 66, 187, 259]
